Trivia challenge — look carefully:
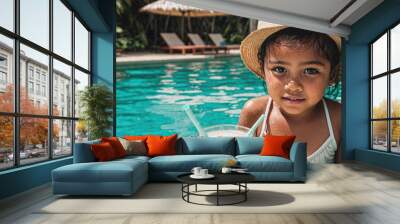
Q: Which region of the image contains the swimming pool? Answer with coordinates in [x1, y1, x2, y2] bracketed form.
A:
[116, 56, 342, 137]
[116, 56, 265, 136]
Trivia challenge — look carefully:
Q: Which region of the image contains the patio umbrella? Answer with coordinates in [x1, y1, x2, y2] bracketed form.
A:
[140, 0, 225, 38]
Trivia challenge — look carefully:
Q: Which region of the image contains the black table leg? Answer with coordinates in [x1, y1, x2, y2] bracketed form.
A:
[217, 184, 219, 206]
[245, 183, 247, 201]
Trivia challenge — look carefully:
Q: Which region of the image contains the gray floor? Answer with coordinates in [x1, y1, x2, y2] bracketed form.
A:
[1, 162, 400, 224]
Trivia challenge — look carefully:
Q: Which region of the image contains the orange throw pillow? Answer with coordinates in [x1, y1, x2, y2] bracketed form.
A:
[260, 135, 296, 159]
[146, 134, 177, 157]
[91, 142, 117, 161]
[124, 135, 148, 141]
[101, 137, 127, 158]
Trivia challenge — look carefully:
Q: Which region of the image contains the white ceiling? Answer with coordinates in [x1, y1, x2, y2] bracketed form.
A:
[175, 0, 384, 38]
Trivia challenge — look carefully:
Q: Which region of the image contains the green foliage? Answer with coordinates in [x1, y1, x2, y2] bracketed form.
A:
[79, 84, 113, 140]
[116, 0, 250, 52]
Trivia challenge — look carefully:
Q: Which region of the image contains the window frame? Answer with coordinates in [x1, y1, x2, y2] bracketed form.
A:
[0, 0, 92, 171]
[370, 20, 400, 154]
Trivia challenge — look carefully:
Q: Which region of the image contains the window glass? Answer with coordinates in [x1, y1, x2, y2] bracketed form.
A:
[53, 119, 72, 158]
[75, 120, 88, 143]
[20, 117, 49, 165]
[391, 72, 400, 118]
[20, 44, 49, 115]
[74, 69, 89, 118]
[53, 0, 72, 60]
[0, 116, 14, 170]
[74, 17, 89, 70]
[372, 121, 388, 151]
[0, 35, 14, 113]
[20, 0, 49, 49]
[0, 0, 14, 31]
[391, 120, 400, 153]
[53, 59, 72, 117]
[372, 33, 387, 76]
[391, 24, 400, 70]
[372, 77, 387, 119]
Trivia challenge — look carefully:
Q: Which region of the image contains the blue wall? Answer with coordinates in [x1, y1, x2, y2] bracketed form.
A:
[344, 0, 400, 171]
[0, 0, 115, 200]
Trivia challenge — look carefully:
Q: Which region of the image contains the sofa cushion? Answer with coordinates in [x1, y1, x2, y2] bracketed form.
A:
[147, 134, 177, 157]
[118, 138, 147, 156]
[236, 155, 293, 172]
[260, 135, 296, 159]
[177, 137, 236, 155]
[149, 154, 235, 172]
[91, 142, 118, 161]
[101, 137, 127, 158]
[236, 137, 263, 155]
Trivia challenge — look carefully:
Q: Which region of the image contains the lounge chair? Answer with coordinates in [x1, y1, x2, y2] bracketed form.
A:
[187, 33, 227, 54]
[208, 33, 240, 51]
[160, 33, 205, 54]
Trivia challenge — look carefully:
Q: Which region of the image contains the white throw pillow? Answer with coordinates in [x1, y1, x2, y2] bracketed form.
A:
[118, 137, 147, 156]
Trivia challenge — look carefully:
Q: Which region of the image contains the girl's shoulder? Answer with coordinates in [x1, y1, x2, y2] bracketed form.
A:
[242, 95, 270, 115]
[324, 98, 341, 117]
[238, 96, 270, 127]
[324, 98, 341, 135]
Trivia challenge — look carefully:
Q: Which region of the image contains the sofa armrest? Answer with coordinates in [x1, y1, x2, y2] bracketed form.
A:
[289, 142, 307, 181]
[73, 140, 100, 163]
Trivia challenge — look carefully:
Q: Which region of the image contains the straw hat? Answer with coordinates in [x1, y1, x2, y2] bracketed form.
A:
[240, 26, 341, 79]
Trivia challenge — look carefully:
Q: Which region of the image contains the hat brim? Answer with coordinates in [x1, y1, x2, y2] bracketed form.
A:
[240, 26, 341, 79]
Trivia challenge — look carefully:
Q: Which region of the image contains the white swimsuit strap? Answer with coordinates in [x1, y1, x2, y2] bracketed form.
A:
[259, 97, 273, 137]
[322, 99, 335, 139]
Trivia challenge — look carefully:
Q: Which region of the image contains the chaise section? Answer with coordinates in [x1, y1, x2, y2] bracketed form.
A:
[148, 154, 235, 181]
[52, 157, 148, 196]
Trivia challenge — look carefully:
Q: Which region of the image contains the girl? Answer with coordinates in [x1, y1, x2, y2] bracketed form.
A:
[238, 26, 341, 163]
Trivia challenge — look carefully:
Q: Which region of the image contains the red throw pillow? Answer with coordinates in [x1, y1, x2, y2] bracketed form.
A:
[101, 137, 127, 158]
[260, 135, 296, 159]
[146, 134, 177, 157]
[124, 135, 148, 141]
[91, 142, 117, 161]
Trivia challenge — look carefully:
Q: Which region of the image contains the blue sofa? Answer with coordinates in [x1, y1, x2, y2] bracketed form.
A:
[52, 137, 306, 196]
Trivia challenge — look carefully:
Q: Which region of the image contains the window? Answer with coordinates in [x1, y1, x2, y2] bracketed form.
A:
[371, 23, 400, 154]
[36, 83, 40, 95]
[0, 0, 91, 170]
[0, 54, 8, 86]
[28, 81, 34, 94]
[35, 70, 41, 81]
[0, 71, 6, 85]
[0, 54, 7, 67]
[28, 67, 34, 80]
[75, 17, 90, 70]
[42, 85, 46, 97]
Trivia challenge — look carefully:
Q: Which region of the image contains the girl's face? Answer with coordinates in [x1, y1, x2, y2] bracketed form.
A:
[263, 43, 332, 116]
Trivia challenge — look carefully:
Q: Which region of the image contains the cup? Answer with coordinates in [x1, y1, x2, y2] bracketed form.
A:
[221, 167, 232, 174]
[191, 167, 202, 176]
[200, 169, 208, 176]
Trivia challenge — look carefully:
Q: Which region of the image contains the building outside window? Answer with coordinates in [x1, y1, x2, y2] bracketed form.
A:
[370, 23, 400, 154]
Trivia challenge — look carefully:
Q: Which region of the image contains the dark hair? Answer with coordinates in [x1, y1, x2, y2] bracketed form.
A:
[257, 27, 341, 83]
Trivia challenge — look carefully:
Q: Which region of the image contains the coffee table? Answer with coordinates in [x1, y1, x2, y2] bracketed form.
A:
[177, 172, 255, 206]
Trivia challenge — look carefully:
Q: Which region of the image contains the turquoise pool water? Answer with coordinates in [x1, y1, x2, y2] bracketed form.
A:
[116, 56, 265, 136]
[116, 56, 342, 137]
